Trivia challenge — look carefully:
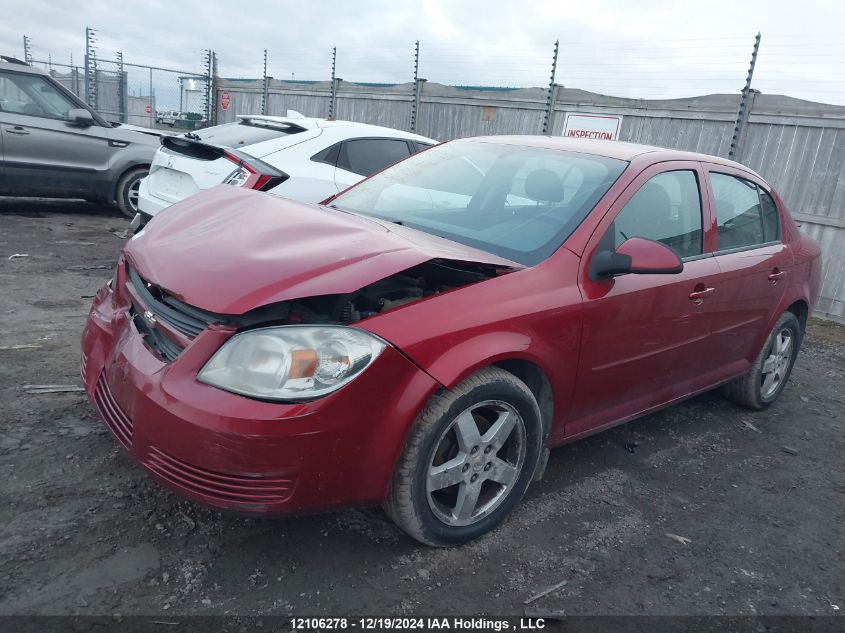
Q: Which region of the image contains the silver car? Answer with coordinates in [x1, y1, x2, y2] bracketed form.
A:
[0, 57, 160, 217]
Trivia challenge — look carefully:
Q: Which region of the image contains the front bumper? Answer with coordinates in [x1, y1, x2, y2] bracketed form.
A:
[81, 284, 439, 515]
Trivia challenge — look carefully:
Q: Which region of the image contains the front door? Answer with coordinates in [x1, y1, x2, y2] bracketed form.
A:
[0, 69, 112, 198]
[568, 162, 720, 438]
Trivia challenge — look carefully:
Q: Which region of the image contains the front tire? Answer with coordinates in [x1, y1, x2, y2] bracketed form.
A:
[722, 311, 802, 410]
[115, 167, 148, 219]
[385, 367, 542, 546]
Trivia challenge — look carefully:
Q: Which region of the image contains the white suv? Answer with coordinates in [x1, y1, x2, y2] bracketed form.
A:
[137, 113, 436, 220]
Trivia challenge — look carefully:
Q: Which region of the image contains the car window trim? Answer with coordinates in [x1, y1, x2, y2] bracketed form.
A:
[712, 240, 782, 257]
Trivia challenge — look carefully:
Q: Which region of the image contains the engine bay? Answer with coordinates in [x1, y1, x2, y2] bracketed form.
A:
[233, 259, 510, 328]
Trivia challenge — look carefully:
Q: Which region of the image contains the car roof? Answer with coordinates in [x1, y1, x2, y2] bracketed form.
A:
[235, 114, 436, 143]
[0, 59, 48, 74]
[461, 135, 753, 172]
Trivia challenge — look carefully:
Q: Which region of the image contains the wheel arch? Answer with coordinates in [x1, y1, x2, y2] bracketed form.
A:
[110, 161, 151, 202]
[786, 298, 809, 338]
[492, 359, 554, 441]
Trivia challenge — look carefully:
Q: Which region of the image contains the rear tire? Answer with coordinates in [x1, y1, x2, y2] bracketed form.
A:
[115, 167, 148, 219]
[384, 367, 542, 547]
[722, 311, 801, 410]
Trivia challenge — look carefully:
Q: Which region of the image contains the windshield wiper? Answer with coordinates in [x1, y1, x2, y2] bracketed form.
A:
[183, 132, 201, 140]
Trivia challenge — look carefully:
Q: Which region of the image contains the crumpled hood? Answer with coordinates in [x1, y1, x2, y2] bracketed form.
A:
[124, 187, 519, 314]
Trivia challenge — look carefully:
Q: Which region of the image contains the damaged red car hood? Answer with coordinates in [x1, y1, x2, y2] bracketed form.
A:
[124, 187, 519, 314]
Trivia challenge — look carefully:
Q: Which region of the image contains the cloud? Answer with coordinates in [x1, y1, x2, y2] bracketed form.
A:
[4, 0, 845, 104]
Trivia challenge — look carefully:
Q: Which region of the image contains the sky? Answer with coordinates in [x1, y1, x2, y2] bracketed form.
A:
[4, 0, 845, 105]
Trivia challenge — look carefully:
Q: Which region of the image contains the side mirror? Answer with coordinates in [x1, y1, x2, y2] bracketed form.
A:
[67, 108, 95, 127]
[589, 237, 683, 280]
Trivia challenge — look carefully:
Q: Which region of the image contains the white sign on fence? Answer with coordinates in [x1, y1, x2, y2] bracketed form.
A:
[562, 112, 623, 140]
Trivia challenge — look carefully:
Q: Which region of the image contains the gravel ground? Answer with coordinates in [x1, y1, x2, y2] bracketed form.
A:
[0, 198, 843, 618]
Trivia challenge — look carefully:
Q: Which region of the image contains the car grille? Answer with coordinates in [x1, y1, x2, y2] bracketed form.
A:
[143, 446, 294, 505]
[130, 306, 183, 362]
[93, 372, 133, 450]
[80, 351, 88, 381]
[127, 267, 221, 361]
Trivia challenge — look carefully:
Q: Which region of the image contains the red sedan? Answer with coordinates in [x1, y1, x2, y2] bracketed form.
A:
[81, 137, 821, 546]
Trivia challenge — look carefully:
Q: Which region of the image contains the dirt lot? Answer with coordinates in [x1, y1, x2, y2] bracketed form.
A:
[0, 198, 843, 618]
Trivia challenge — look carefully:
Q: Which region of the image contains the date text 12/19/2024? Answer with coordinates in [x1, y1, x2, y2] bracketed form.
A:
[290, 617, 549, 630]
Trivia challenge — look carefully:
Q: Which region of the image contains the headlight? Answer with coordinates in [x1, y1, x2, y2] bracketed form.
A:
[197, 326, 386, 401]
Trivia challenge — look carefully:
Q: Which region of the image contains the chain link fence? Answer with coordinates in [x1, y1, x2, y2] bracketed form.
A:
[29, 51, 212, 131]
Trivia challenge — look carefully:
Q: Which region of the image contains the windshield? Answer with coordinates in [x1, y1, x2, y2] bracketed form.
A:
[330, 140, 627, 266]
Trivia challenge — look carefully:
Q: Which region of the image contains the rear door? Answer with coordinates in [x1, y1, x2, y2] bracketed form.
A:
[333, 138, 414, 191]
[0, 69, 113, 198]
[569, 162, 721, 436]
[701, 166, 791, 384]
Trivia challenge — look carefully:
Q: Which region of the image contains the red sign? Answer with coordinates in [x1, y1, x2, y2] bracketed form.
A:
[144, 104, 152, 114]
[221, 91, 231, 111]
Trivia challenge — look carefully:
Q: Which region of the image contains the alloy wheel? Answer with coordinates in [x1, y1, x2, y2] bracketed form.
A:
[128, 178, 141, 212]
[426, 400, 526, 527]
[761, 328, 793, 399]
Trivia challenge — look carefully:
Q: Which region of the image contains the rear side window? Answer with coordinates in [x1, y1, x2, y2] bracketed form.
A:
[608, 170, 703, 259]
[337, 138, 412, 176]
[195, 120, 304, 148]
[711, 173, 780, 250]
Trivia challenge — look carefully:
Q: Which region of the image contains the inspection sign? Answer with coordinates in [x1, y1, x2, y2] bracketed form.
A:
[562, 112, 623, 140]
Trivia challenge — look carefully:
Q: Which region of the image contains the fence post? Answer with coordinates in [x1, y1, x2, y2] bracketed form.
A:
[261, 49, 268, 115]
[202, 49, 213, 125]
[149, 66, 154, 127]
[729, 32, 761, 160]
[410, 40, 420, 132]
[116, 51, 126, 123]
[328, 47, 337, 119]
[211, 51, 219, 125]
[542, 40, 559, 134]
[23, 35, 32, 64]
[84, 27, 98, 108]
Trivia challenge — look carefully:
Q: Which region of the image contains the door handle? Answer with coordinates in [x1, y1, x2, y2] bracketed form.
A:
[5, 126, 30, 135]
[689, 286, 716, 301]
[768, 269, 787, 281]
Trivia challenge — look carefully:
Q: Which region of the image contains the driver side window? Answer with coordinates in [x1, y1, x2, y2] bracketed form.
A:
[0, 71, 76, 120]
[606, 170, 703, 259]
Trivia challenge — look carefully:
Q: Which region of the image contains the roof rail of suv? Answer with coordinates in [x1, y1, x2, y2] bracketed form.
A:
[1, 55, 30, 65]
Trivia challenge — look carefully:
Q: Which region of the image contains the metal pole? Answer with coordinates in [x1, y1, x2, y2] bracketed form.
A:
[212, 51, 218, 126]
[328, 47, 337, 119]
[729, 32, 761, 160]
[542, 40, 559, 134]
[261, 49, 268, 115]
[23, 35, 32, 64]
[85, 27, 98, 108]
[149, 66, 154, 127]
[116, 51, 125, 122]
[410, 40, 420, 133]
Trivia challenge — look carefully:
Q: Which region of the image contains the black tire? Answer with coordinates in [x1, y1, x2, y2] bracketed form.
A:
[115, 167, 148, 219]
[722, 311, 802, 410]
[384, 367, 543, 547]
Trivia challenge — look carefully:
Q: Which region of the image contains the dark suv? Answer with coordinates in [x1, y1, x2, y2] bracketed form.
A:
[0, 57, 160, 217]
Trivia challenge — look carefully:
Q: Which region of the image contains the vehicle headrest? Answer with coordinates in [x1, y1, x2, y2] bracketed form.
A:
[524, 169, 564, 203]
[631, 182, 672, 223]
